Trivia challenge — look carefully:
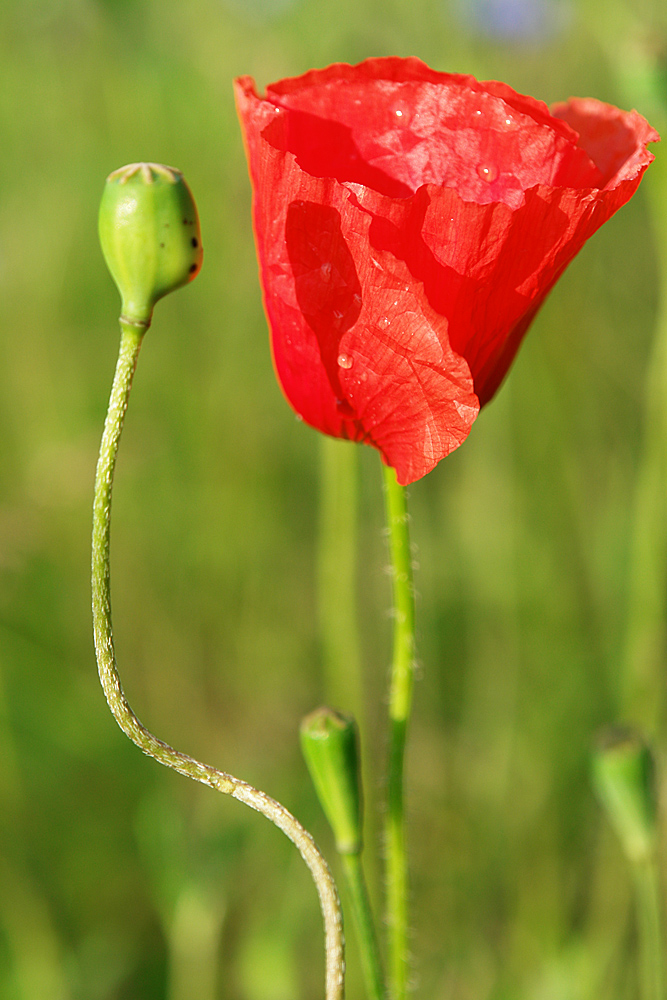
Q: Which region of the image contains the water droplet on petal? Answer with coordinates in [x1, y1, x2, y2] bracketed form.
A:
[474, 109, 482, 116]
[477, 163, 498, 183]
[337, 353, 353, 369]
[377, 316, 390, 329]
[392, 102, 411, 123]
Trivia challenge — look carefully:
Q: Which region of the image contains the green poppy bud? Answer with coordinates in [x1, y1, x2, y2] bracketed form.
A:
[98, 162, 203, 328]
[300, 707, 363, 855]
[592, 728, 657, 864]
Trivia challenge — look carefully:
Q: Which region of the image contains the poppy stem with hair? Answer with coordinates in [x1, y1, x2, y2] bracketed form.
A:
[91, 318, 346, 1000]
[382, 464, 416, 1000]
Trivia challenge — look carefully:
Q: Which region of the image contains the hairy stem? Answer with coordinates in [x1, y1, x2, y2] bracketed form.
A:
[92, 321, 345, 1000]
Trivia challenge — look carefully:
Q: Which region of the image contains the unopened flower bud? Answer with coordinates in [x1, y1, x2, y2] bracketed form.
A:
[592, 728, 657, 864]
[300, 707, 363, 855]
[98, 162, 203, 328]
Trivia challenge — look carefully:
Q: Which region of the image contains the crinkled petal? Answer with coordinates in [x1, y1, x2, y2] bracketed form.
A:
[235, 61, 659, 483]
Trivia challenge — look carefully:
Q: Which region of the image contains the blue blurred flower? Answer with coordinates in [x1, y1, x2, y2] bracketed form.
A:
[455, 0, 571, 42]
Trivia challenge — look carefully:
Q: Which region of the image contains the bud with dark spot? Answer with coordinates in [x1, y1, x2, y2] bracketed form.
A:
[99, 162, 203, 329]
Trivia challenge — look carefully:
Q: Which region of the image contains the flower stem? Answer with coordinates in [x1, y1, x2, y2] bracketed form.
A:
[633, 856, 664, 1000]
[340, 852, 386, 1000]
[92, 320, 345, 1000]
[381, 464, 415, 1000]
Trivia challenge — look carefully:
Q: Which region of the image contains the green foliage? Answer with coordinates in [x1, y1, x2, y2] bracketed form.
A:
[0, 0, 664, 997]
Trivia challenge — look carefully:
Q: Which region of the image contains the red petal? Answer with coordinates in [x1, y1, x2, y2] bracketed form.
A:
[235, 62, 659, 483]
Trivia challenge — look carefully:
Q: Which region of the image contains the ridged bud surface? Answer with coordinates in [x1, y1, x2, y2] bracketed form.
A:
[99, 162, 203, 327]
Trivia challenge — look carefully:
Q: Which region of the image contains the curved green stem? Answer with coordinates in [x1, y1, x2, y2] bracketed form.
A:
[340, 852, 386, 1000]
[92, 321, 345, 1000]
[381, 464, 415, 1000]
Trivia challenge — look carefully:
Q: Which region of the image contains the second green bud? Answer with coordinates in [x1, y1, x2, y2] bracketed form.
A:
[300, 707, 363, 856]
[592, 728, 657, 864]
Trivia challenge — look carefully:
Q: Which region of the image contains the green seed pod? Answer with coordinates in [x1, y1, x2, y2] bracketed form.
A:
[300, 707, 363, 855]
[98, 162, 203, 328]
[592, 728, 657, 864]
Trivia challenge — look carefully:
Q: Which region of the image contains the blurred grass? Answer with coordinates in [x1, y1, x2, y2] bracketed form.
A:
[0, 0, 665, 997]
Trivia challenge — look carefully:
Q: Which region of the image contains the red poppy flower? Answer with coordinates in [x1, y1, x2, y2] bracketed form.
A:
[235, 58, 658, 485]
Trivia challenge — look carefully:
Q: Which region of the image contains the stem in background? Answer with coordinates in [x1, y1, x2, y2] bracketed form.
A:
[318, 436, 364, 719]
[340, 852, 386, 1000]
[381, 464, 415, 1000]
[622, 145, 667, 733]
[585, 0, 667, 738]
[633, 857, 664, 1000]
[92, 322, 345, 1000]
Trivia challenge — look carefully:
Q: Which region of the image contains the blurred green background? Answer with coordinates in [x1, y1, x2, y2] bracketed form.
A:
[0, 0, 665, 997]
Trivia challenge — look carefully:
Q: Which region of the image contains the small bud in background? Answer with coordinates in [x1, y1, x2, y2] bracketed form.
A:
[98, 162, 203, 329]
[592, 728, 657, 864]
[300, 707, 363, 855]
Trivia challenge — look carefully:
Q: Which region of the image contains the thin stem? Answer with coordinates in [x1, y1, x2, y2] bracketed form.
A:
[92, 321, 345, 1000]
[340, 852, 385, 1000]
[318, 436, 364, 719]
[583, 0, 667, 740]
[381, 463, 415, 1000]
[634, 856, 664, 1000]
[318, 437, 384, 1000]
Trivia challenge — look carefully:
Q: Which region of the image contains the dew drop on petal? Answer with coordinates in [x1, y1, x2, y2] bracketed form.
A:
[477, 163, 498, 183]
[392, 102, 411, 123]
[337, 353, 353, 369]
[377, 316, 390, 329]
